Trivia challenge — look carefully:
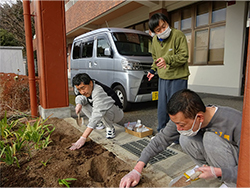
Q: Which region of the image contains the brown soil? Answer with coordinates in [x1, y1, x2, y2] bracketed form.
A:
[0, 118, 157, 187]
[0, 72, 39, 119]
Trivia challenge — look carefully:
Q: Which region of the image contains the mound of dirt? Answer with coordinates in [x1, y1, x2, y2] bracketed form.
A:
[0, 118, 157, 187]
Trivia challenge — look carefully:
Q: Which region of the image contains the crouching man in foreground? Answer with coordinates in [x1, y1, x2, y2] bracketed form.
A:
[119, 89, 241, 188]
[70, 73, 124, 150]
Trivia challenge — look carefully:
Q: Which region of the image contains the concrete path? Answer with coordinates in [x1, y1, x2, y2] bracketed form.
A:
[67, 80, 242, 187]
[64, 117, 222, 187]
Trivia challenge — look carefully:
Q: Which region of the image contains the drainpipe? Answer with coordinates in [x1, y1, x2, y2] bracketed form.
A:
[237, 29, 250, 186]
[23, 0, 38, 117]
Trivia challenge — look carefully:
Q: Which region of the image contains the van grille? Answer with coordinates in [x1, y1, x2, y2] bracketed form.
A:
[137, 74, 158, 94]
[140, 62, 152, 70]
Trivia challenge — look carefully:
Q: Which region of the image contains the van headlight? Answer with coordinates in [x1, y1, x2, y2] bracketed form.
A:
[122, 60, 141, 70]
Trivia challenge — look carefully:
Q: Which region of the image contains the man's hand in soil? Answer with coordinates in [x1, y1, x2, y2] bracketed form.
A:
[119, 169, 141, 188]
[69, 136, 86, 150]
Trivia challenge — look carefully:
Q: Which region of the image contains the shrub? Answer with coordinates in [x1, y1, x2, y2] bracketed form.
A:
[0, 72, 40, 119]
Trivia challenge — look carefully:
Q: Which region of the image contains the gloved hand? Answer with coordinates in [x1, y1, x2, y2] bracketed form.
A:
[119, 169, 141, 188]
[197, 165, 218, 180]
[69, 136, 86, 150]
[75, 104, 82, 114]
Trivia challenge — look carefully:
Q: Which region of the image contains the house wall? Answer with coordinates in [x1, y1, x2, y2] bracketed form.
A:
[104, 6, 150, 28]
[0, 46, 26, 75]
[65, 1, 248, 97]
[188, 1, 247, 96]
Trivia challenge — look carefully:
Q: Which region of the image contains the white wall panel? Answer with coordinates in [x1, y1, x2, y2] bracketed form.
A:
[189, 1, 247, 96]
[0, 46, 25, 75]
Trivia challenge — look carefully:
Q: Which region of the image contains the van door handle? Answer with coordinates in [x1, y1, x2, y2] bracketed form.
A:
[94, 61, 97, 66]
[89, 61, 92, 68]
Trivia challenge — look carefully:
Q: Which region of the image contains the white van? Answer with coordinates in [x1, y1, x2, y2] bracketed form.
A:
[70, 28, 158, 111]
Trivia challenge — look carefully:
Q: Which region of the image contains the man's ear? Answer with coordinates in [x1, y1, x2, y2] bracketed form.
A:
[90, 80, 94, 89]
[197, 113, 204, 123]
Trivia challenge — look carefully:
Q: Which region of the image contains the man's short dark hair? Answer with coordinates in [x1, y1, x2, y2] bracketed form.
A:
[72, 73, 92, 86]
[148, 13, 170, 32]
[167, 89, 206, 119]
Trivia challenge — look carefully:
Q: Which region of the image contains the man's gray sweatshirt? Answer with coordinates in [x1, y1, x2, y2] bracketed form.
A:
[75, 81, 122, 129]
[139, 106, 242, 184]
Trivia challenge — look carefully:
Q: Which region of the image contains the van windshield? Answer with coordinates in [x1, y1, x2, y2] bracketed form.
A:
[112, 32, 152, 56]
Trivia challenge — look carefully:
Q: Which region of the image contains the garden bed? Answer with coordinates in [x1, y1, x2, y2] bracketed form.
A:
[0, 117, 157, 187]
[0, 72, 159, 187]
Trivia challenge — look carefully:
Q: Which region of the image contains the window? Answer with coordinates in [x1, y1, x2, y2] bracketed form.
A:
[97, 38, 110, 57]
[196, 2, 209, 27]
[82, 40, 93, 58]
[181, 7, 192, 30]
[171, 11, 180, 29]
[194, 29, 208, 64]
[209, 26, 225, 63]
[212, 1, 226, 23]
[112, 32, 152, 56]
[72, 41, 81, 59]
[127, 20, 149, 32]
[185, 32, 192, 63]
[170, 1, 226, 65]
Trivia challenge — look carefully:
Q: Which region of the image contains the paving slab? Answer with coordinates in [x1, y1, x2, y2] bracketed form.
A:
[64, 117, 222, 187]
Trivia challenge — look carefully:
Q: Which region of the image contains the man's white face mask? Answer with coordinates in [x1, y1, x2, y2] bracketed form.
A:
[177, 114, 202, 137]
[157, 26, 171, 40]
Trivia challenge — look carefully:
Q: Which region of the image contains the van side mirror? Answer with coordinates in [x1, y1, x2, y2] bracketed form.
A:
[104, 47, 112, 57]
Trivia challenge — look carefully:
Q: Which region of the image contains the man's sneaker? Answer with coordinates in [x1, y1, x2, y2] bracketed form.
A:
[106, 127, 115, 139]
[96, 122, 104, 130]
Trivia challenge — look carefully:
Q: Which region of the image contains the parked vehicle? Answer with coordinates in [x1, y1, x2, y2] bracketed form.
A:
[70, 28, 158, 111]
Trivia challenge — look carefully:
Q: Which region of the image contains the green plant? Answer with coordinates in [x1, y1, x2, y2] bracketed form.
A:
[13, 132, 25, 152]
[0, 144, 20, 168]
[0, 112, 55, 167]
[0, 111, 18, 139]
[41, 157, 52, 167]
[22, 117, 55, 149]
[58, 178, 77, 188]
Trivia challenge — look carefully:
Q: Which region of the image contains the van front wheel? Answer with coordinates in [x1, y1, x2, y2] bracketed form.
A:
[114, 85, 131, 111]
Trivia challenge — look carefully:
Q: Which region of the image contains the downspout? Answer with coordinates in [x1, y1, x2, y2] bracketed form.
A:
[237, 28, 250, 186]
[23, 0, 38, 117]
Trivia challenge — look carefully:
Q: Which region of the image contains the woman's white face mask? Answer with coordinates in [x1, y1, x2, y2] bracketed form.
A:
[177, 114, 202, 137]
[157, 26, 171, 40]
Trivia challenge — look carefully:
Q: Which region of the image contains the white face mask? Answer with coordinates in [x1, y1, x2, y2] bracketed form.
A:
[177, 114, 202, 137]
[157, 26, 171, 40]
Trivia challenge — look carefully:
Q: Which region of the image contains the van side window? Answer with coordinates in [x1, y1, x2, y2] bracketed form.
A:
[97, 38, 110, 57]
[82, 41, 93, 58]
[72, 41, 81, 59]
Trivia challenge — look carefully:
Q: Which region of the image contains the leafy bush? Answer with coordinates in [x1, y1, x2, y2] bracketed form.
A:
[0, 112, 55, 167]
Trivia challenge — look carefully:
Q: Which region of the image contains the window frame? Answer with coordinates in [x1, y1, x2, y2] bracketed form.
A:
[170, 1, 226, 66]
[96, 35, 111, 58]
[81, 38, 94, 58]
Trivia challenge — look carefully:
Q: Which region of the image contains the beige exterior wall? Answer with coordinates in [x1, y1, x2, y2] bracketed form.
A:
[65, 0, 249, 96]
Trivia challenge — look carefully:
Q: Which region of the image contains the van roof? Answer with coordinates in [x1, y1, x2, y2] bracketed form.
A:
[74, 27, 149, 41]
